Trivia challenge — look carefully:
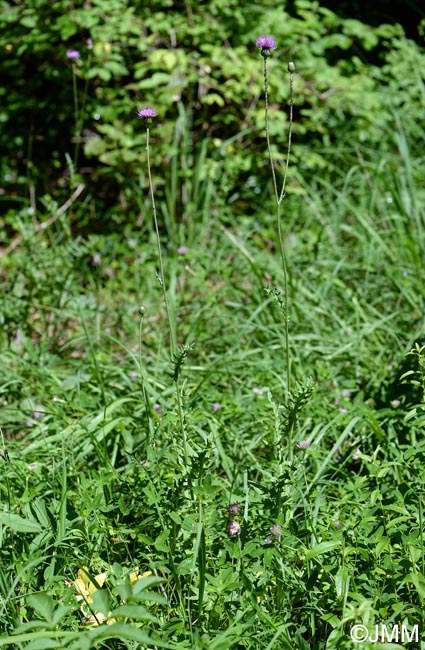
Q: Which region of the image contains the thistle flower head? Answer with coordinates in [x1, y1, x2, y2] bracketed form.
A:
[269, 524, 282, 539]
[296, 439, 311, 450]
[227, 521, 241, 537]
[137, 107, 157, 124]
[228, 502, 241, 515]
[265, 523, 282, 543]
[256, 35, 276, 57]
[66, 50, 80, 60]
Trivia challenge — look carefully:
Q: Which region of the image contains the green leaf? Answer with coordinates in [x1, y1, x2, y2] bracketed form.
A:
[0, 513, 42, 533]
[88, 622, 176, 646]
[305, 541, 340, 560]
[90, 588, 111, 616]
[26, 593, 54, 622]
[154, 529, 170, 552]
[51, 604, 72, 627]
[402, 573, 425, 599]
[335, 566, 350, 599]
[135, 72, 170, 87]
[0, 631, 78, 647]
[202, 93, 225, 107]
[109, 604, 158, 621]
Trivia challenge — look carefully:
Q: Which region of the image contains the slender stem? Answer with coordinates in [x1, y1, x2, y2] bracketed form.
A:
[279, 70, 294, 205]
[263, 57, 291, 402]
[71, 66, 79, 169]
[276, 203, 291, 402]
[138, 308, 154, 443]
[74, 64, 91, 171]
[175, 380, 190, 468]
[144, 126, 192, 476]
[263, 57, 278, 204]
[146, 127, 177, 355]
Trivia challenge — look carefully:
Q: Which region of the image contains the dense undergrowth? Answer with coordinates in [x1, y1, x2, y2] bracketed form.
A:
[1, 0, 425, 648]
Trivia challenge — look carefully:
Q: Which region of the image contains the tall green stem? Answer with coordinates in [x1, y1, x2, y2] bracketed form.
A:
[71, 66, 79, 170]
[279, 68, 295, 204]
[263, 57, 293, 402]
[145, 127, 177, 355]
[145, 127, 190, 470]
[138, 307, 154, 443]
[263, 58, 278, 203]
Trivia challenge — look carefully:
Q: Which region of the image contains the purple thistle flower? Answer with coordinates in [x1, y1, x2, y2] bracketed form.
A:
[137, 107, 157, 124]
[296, 439, 311, 450]
[227, 521, 241, 537]
[256, 35, 276, 57]
[177, 246, 189, 255]
[33, 411, 43, 420]
[269, 524, 282, 539]
[66, 50, 80, 60]
[213, 401, 221, 412]
[228, 502, 241, 515]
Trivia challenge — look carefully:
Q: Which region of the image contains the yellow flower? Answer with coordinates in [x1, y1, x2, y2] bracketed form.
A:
[129, 569, 152, 585]
[74, 567, 107, 604]
[70, 566, 152, 627]
[83, 611, 116, 626]
[72, 567, 114, 626]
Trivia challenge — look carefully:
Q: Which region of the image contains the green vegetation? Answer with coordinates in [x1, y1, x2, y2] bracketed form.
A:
[1, 0, 425, 648]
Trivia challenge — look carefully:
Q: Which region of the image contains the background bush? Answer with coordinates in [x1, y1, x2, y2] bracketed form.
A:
[1, 0, 424, 235]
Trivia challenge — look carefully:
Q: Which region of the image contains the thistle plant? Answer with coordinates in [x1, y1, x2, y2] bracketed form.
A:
[138, 108, 190, 468]
[67, 48, 90, 171]
[256, 35, 295, 403]
[137, 107, 177, 355]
